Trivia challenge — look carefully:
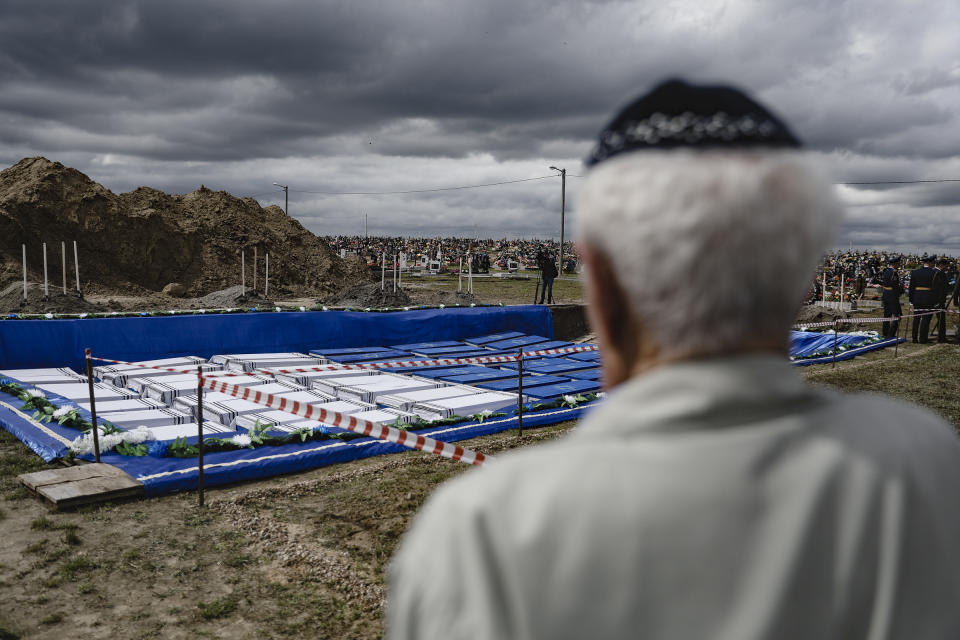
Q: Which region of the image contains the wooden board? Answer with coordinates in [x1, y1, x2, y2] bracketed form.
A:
[19, 463, 144, 509]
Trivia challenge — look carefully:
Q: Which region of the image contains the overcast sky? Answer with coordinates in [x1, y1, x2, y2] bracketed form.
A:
[2, 0, 959, 251]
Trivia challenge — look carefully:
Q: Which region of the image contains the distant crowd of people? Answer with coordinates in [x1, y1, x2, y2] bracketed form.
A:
[322, 235, 581, 273]
[814, 250, 960, 343]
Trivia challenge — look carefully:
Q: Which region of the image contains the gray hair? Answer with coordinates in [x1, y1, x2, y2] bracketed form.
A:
[575, 150, 841, 358]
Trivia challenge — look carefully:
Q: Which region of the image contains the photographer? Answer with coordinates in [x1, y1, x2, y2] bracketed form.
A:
[536, 249, 558, 304]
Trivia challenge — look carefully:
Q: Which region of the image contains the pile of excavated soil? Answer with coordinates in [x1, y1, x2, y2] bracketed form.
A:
[795, 304, 851, 327]
[410, 289, 481, 306]
[0, 281, 103, 314]
[322, 282, 413, 308]
[197, 285, 273, 309]
[0, 157, 370, 300]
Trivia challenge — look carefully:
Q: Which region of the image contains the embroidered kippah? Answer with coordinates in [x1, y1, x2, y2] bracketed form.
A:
[586, 78, 801, 167]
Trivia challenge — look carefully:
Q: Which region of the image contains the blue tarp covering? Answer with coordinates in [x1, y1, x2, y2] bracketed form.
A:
[0, 314, 908, 495]
[791, 335, 903, 366]
[789, 331, 903, 366]
[0, 305, 552, 371]
[105, 404, 593, 496]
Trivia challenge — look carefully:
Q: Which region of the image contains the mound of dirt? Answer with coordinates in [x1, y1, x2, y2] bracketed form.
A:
[0, 281, 103, 314]
[197, 285, 273, 309]
[323, 282, 413, 308]
[0, 157, 370, 300]
[795, 304, 851, 327]
[411, 289, 481, 307]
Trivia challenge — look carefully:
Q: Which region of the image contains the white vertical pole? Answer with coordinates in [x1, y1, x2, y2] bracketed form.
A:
[241, 250, 246, 296]
[265, 253, 269, 298]
[253, 247, 257, 293]
[43, 242, 48, 297]
[73, 241, 80, 292]
[22, 244, 27, 300]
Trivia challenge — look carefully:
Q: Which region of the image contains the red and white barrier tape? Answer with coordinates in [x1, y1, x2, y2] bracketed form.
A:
[200, 373, 491, 466]
[792, 309, 951, 330]
[91, 344, 601, 378]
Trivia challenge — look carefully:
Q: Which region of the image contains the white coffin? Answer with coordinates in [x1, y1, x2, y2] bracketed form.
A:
[210, 352, 308, 365]
[143, 374, 269, 403]
[234, 400, 374, 430]
[0, 368, 86, 385]
[378, 385, 482, 411]
[148, 421, 234, 441]
[411, 392, 518, 422]
[94, 358, 218, 387]
[225, 356, 323, 374]
[335, 377, 443, 404]
[128, 373, 197, 394]
[267, 408, 415, 433]
[203, 398, 279, 426]
[350, 408, 416, 425]
[172, 391, 239, 416]
[311, 373, 402, 396]
[273, 368, 379, 387]
[37, 382, 139, 402]
[98, 408, 191, 429]
[78, 398, 167, 413]
[269, 389, 336, 405]
[201, 391, 330, 425]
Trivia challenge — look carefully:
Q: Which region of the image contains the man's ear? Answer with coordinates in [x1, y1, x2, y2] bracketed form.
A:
[582, 244, 639, 389]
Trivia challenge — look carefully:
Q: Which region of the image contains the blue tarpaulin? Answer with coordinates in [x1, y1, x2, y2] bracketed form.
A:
[0, 314, 906, 496]
[0, 305, 552, 371]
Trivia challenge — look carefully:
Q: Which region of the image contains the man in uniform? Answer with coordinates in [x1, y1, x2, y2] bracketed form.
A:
[909, 254, 938, 343]
[389, 79, 960, 640]
[879, 255, 902, 338]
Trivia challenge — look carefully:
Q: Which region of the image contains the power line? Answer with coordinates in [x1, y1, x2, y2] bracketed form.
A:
[289, 174, 557, 196]
[246, 174, 960, 200]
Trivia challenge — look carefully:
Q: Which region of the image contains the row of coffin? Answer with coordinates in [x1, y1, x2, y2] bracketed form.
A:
[0, 332, 602, 442]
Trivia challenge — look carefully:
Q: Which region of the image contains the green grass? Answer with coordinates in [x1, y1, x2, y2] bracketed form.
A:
[196, 596, 238, 620]
[0, 429, 55, 499]
[803, 344, 960, 430]
[411, 273, 583, 305]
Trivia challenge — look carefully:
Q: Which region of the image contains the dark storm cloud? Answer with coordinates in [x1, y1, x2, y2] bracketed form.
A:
[0, 0, 959, 244]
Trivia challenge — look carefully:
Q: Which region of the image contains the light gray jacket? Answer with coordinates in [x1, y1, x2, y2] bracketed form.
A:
[389, 355, 960, 639]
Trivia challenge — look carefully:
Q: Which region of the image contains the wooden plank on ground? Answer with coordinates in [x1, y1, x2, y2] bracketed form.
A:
[18, 463, 144, 509]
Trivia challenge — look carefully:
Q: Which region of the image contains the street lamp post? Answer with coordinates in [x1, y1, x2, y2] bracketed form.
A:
[273, 182, 289, 215]
[549, 166, 566, 277]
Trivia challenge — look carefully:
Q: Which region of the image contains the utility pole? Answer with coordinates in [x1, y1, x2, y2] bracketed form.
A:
[273, 182, 289, 215]
[549, 166, 566, 277]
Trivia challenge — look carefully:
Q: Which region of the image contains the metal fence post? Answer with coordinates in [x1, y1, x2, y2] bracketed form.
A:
[84, 349, 101, 463]
[197, 366, 205, 508]
[832, 319, 839, 369]
[517, 347, 523, 437]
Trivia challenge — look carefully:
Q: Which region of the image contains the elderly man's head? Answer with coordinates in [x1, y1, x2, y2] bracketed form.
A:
[575, 81, 842, 386]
